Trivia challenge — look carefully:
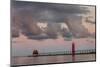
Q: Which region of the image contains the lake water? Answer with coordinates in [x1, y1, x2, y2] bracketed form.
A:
[11, 54, 95, 66]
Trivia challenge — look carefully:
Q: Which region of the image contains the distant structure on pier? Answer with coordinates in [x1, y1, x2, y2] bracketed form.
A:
[32, 50, 39, 57]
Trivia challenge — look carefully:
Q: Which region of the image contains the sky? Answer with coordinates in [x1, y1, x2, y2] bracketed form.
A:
[11, 1, 95, 39]
[11, 1, 96, 56]
[12, 33, 95, 56]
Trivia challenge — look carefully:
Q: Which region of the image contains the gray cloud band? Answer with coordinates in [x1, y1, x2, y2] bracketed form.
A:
[11, 1, 94, 39]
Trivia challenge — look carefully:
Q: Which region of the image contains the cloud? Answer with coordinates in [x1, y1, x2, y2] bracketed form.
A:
[85, 16, 95, 24]
[11, 1, 95, 39]
[12, 1, 89, 22]
[65, 15, 90, 38]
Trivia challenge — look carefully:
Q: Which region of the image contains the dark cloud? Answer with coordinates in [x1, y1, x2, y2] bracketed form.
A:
[85, 16, 95, 24]
[12, 1, 89, 22]
[65, 15, 90, 38]
[11, 1, 94, 39]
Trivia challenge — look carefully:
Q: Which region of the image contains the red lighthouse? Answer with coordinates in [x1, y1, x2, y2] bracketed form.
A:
[72, 42, 75, 61]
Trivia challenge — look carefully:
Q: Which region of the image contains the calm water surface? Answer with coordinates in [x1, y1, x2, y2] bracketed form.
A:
[11, 54, 95, 66]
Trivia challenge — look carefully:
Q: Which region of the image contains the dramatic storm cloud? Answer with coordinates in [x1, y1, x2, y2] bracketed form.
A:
[11, 0, 95, 39]
[12, 1, 89, 22]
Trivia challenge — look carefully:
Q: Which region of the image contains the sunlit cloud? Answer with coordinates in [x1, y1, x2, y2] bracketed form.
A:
[11, 1, 95, 39]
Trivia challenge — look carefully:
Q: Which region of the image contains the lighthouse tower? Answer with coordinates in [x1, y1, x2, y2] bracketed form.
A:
[72, 42, 75, 61]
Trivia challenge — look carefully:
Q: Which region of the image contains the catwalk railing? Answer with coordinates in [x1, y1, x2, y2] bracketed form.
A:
[38, 49, 96, 56]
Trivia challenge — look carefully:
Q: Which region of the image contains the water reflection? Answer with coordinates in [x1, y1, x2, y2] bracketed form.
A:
[12, 54, 95, 66]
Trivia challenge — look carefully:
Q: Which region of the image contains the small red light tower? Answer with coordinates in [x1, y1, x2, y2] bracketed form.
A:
[72, 42, 75, 61]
